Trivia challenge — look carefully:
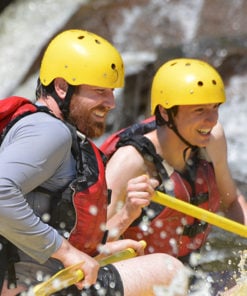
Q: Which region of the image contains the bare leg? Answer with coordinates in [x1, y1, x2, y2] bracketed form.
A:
[113, 253, 189, 296]
[1, 254, 189, 296]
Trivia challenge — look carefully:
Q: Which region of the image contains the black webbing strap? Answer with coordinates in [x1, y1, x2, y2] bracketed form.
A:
[0, 236, 19, 293]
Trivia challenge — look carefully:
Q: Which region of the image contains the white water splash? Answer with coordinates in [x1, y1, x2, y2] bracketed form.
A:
[113, 0, 204, 50]
[220, 73, 247, 182]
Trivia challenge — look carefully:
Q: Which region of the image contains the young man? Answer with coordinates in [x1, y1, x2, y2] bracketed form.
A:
[0, 31, 188, 296]
[101, 58, 247, 292]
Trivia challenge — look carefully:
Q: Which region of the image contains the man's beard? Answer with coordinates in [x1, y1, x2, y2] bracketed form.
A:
[67, 110, 106, 139]
[85, 120, 106, 138]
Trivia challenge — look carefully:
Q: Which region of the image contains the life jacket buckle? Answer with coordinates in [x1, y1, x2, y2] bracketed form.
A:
[183, 221, 208, 237]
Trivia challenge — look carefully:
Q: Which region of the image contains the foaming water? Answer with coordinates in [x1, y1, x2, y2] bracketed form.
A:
[220, 74, 247, 182]
[216, 250, 247, 295]
[112, 0, 204, 50]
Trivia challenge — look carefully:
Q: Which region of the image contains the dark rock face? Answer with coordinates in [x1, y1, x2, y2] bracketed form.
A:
[0, 0, 14, 13]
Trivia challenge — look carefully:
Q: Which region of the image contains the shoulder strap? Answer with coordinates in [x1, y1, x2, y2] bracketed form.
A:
[118, 116, 156, 138]
[0, 236, 19, 292]
[117, 135, 170, 226]
[117, 134, 169, 181]
[117, 134, 177, 199]
[100, 116, 156, 159]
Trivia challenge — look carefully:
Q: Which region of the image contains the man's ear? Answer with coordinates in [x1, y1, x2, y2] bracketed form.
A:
[158, 105, 169, 121]
[53, 78, 68, 100]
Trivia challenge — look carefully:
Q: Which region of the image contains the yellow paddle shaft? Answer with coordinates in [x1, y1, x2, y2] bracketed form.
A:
[152, 191, 247, 238]
[97, 240, 146, 266]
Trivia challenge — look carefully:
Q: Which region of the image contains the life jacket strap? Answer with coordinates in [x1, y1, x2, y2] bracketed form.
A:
[182, 221, 208, 238]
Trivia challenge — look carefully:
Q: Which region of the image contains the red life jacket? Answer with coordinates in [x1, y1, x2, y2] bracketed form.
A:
[67, 138, 108, 256]
[1, 96, 108, 257]
[0, 96, 38, 140]
[100, 117, 221, 258]
[123, 160, 220, 257]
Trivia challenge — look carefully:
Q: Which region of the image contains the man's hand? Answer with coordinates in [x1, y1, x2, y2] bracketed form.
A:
[98, 239, 147, 258]
[124, 174, 159, 220]
[52, 238, 100, 289]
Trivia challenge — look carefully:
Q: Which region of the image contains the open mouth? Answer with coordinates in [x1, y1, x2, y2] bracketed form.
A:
[197, 128, 211, 135]
[92, 109, 108, 121]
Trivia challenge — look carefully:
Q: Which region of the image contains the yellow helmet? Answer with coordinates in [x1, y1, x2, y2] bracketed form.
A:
[40, 29, 124, 88]
[151, 58, 226, 114]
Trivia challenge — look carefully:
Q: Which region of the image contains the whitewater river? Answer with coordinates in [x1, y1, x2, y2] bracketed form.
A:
[1, 1, 247, 295]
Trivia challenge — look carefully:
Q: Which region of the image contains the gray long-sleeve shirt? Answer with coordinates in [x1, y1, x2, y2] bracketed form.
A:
[0, 110, 76, 263]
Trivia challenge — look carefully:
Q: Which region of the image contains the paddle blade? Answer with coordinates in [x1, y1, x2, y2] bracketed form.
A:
[33, 262, 84, 296]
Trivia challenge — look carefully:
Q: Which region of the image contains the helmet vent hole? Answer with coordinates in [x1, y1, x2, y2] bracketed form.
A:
[212, 80, 217, 85]
[78, 35, 85, 40]
[95, 39, 101, 44]
[111, 64, 116, 70]
[197, 81, 203, 87]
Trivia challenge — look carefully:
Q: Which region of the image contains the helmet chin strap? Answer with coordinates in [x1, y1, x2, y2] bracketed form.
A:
[50, 84, 75, 120]
[38, 78, 75, 120]
[166, 109, 198, 162]
[60, 85, 75, 120]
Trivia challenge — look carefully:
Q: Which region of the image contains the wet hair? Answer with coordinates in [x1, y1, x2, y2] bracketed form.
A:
[35, 78, 54, 100]
[155, 105, 178, 126]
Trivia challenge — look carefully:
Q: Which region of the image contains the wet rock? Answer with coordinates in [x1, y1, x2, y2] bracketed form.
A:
[0, 0, 14, 13]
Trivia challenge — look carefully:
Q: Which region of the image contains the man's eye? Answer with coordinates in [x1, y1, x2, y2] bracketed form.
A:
[195, 108, 204, 113]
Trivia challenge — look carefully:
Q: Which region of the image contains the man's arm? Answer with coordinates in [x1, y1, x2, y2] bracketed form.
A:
[106, 145, 158, 240]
